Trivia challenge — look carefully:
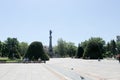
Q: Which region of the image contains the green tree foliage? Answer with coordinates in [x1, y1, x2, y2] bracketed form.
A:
[0, 41, 2, 56]
[40, 53, 49, 61]
[0, 36, 119, 59]
[110, 40, 116, 56]
[103, 40, 119, 58]
[106, 42, 110, 52]
[53, 46, 60, 57]
[56, 39, 67, 57]
[81, 40, 88, 49]
[5, 38, 21, 59]
[104, 42, 113, 57]
[25, 41, 49, 61]
[66, 42, 77, 57]
[76, 44, 84, 58]
[116, 42, 120, 54]
[54, 39, 77, 57]
[1, 43, 7, 57]
[84, 41, 101, 59]
[19, 42, 28, 57]
[82, 37, 105, 59]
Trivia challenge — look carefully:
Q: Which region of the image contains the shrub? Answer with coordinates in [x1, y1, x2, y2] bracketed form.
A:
[83, 41, 103, 59]
[76, 44, 84, 58]
[41, 53, 49, 61]
[24, 41, 49, 61]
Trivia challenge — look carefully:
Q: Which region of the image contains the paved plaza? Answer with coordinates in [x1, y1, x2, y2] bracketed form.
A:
[0, 63, 69, 80]
[0, 58, 120, 80]
[47, 58, 120, 80]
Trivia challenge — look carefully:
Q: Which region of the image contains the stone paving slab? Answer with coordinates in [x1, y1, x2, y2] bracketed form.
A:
[0, 63, 70, 80]
[47, 58, 120, 80]
[0, 58, 120, 80]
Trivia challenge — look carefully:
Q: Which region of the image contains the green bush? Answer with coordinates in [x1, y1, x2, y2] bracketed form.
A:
[76, 44, 84, 58]
[24, 41, 49, 61]
[83, 41, 103, 59]
[41, 53, 49, 61]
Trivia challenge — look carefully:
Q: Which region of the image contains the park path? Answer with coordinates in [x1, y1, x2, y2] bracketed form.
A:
[0, 63, 71, 80]
[47, 58, 120, 80]
[0, 58, 120, 80]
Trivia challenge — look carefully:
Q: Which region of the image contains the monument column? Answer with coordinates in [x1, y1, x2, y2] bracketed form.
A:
[49, 30, 53, 57]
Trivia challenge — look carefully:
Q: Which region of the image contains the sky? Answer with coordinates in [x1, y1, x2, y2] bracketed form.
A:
[0, 0, 120, 46]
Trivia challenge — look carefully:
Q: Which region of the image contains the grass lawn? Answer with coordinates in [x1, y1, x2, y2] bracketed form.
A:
[0, 57, 22, 63]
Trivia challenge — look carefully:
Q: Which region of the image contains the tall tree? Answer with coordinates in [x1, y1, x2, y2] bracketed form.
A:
[116, 42, 120, 54]
[81, 40, 88, 49]
[19, 42, 28, 57]
[110, 40, 117, 56]
[0, 41, 2, 56]
[57, 39, 67, 57]
[1, 42, 8, 57]
[66, 42, 77, 57]
[83, 37, 105, 59]
[54, 39, 77, 58]
[76, 44, 84, 58]
[5, 38, 21, 59]
[104, 42, 113, 57]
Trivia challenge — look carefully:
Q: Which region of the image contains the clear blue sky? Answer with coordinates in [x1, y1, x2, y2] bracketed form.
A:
[0, 0, 120, 46]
